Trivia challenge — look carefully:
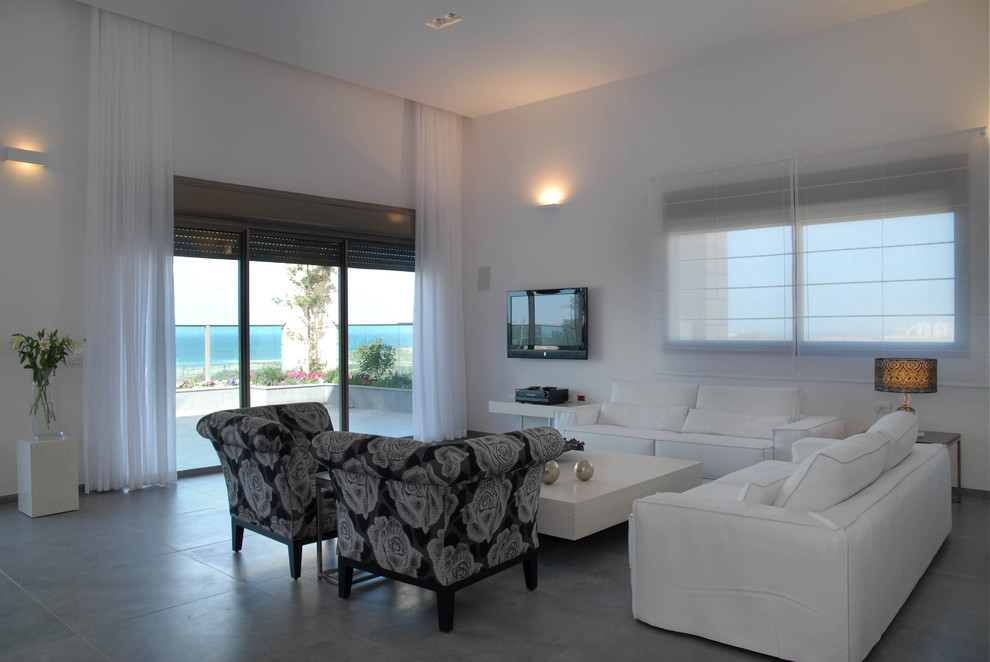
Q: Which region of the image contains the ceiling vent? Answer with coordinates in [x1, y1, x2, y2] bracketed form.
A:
[426, 13, 463, 29]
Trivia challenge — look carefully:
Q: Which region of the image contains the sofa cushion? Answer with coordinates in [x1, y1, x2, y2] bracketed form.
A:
[695, 384, 801, 421]
[774, 432, 889, 511]
[610, 380, 699, 408]
[868, 410, 919, 472]
[737, 467, 795, 505]
[598, 402, 688, 432]
[681, 409, 790, 440]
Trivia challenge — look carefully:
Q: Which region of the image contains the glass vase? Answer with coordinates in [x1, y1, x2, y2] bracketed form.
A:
[30, 380, 64, 441]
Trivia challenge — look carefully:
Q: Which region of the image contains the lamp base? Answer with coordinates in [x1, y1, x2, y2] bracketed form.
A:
[898, 393, 923, 436]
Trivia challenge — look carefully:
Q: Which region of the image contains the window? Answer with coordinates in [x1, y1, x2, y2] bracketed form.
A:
[799, 212, 956, 347]
[652, 128, 988, 385]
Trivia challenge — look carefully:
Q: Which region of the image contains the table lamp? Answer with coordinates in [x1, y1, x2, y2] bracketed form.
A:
[874, 358, 937, 435]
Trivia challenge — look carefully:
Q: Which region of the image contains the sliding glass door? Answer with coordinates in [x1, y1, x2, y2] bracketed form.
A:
[174, 223, 415, 471]
[248, 233, 343, 428]
[347, 266, 414, 437]
[173, 228, 242, 472]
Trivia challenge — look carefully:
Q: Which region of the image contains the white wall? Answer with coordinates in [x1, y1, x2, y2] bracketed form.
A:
[0, 0, 90, 499]
[172, 32, 415, 208]
[0, 0, 416, 498]
[463, 0, 990, 490]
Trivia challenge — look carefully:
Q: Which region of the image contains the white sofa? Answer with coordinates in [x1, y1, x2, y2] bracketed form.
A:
[557, 380, 845, 479]
[629, 411, 952, 662]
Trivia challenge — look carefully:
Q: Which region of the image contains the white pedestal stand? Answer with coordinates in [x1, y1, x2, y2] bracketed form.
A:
[17, 437, 79, 517]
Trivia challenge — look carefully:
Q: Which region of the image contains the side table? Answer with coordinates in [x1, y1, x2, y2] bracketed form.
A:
[17, 437, 79, 517]
[315, 472, 376, 585]
[917, 431, 961, 503]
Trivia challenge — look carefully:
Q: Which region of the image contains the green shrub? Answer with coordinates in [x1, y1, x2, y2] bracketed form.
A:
[254, 363, 287, 384]
[355, 338, 396, 377]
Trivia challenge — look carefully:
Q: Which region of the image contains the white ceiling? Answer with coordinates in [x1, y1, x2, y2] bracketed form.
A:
[81, 0, 928, 118]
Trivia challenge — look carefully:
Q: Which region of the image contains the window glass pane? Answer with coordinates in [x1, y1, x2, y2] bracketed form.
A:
[347, 268, 414, 437]
[882, 213, 954, 245]
[804, 247, 882, 285]
[727, 254, 793, 289]
[727, 318, 792, 342]
[804, 316, 884, 343]
[727, 286, 793, 320]
[724, 225, 791, 257]
[173, 255, 240, 472]
[804, 282, 883, 317]
[883, 316, 954, 343]
[882, 243, 954, 281]
[249, 260, 341, 426]
[668, 232, 726, 261]
[882, 280, 955, 316]
[803, 218, 883, 251]
[666, 224, 792, 345]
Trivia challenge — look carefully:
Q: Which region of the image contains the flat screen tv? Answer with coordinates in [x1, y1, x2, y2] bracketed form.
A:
[507, 288, 588, 359]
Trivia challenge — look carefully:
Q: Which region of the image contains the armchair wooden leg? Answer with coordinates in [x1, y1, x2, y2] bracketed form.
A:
[338, 562, 354, 598]
[523, 556, 538, 590]
[437, 589, 455, 632]
[231, 522, 244, 552]
[288, 541, 303, 580]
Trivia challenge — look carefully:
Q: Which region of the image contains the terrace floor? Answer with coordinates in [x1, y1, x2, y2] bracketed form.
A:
[177, 406, 412, 472]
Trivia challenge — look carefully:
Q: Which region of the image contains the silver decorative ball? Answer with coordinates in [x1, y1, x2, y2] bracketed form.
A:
[574, 459, 595, 481]
[542, 460, 560, 484]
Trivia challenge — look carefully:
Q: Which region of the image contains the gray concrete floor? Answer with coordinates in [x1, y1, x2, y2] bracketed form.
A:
[0, 476, 986, 661]
[177, 407, 412, 472]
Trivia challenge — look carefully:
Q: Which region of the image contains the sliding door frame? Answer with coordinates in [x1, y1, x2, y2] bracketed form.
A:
[174, 177, 415, 432]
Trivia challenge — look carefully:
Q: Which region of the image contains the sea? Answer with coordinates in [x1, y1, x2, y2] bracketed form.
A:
[175, 324, 412, 367]
[175, 325, 282, 367]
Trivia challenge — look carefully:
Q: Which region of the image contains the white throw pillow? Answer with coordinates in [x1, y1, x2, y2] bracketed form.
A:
[598, 402, 688, 432]
[681, 409, 791, 440]
[773, 432, 889, 511]
[868, 410, 919, 472]
[737, 468, 794, 505]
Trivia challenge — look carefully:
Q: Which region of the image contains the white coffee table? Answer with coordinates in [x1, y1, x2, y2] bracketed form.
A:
[538, 449, 702, 540]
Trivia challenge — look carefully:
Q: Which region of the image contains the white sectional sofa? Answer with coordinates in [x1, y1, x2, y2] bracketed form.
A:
[556, 380, 845, 479]
[629, 411, 952, 662]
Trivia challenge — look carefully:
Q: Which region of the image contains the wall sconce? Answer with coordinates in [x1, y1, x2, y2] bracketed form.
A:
[3, 147, 47, 167]
[537, 187, 564, 207]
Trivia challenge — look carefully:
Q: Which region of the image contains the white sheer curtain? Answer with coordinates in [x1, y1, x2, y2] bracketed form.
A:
[412, 103, 468, 442]
[83, 9, 176, 491]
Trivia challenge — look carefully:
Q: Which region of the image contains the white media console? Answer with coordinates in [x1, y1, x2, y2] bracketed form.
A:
[488, 399, 600, 429]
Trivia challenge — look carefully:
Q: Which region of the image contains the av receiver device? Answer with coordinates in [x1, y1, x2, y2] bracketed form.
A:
[515, 386, 568, 405]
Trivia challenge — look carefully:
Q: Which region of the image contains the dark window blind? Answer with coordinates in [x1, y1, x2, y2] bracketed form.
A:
[347, 240, 415, 272]
[173, 227, 241, 260]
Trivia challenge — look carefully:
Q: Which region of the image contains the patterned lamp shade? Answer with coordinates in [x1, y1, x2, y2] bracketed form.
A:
[874, 358, 938, 394]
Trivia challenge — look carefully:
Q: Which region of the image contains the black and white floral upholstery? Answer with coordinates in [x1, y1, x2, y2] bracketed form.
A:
[310, 426, 565, 631]
[196, 402, 337, 579]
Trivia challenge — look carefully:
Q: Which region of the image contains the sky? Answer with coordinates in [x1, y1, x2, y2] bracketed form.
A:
[173, 258, 414, 327]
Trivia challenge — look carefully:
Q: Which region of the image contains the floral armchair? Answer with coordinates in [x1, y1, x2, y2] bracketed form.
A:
[196, 402, 337, 579]
[310, 426, 565, 631]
